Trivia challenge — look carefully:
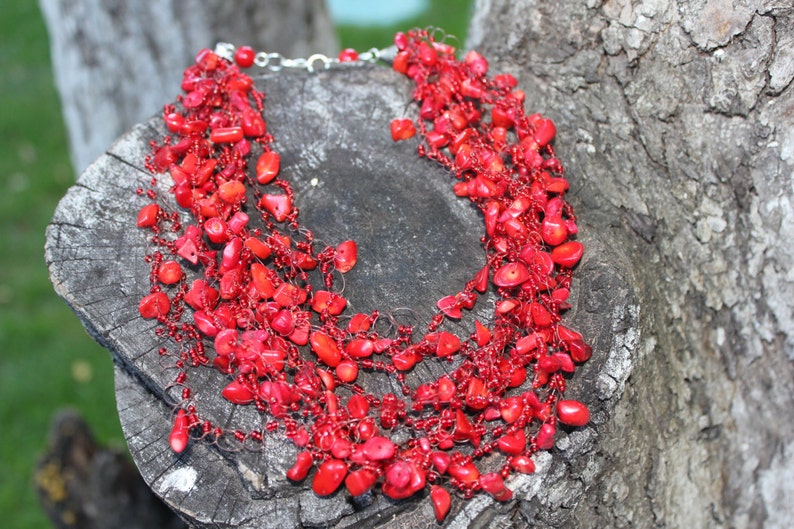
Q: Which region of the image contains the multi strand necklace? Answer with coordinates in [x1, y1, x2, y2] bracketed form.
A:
[136, 29, 592, 522]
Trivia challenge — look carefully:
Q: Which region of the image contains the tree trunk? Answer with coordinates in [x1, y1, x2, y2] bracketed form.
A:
[39, 0, 338, 174]
[468, 0, 794, 527]
[44, 1, 794, 528]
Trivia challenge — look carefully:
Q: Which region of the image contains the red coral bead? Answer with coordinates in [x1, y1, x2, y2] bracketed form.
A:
[541, 216, 568, 246]
[210, 126, 244, 144]
[312, 459, 348, 496]
[309, 331, 342, 367]
[479, 472, 513, 502]
[362, 436, 396, 461]
[390, 118, 416, 141]
[139, 291, 170, 319]
[335, 359, 358, 383]
[430, 485, 452, 522]
[493, 262, 531, 287]
[333, 240, 358, 273]
[221, 380, 255, 405]
[567, 339, 593, 363]
[557, 399, 590, 427]
[436, 295, 462, 319]
[345, 468, 377, 496]
[157, 260, 183, 285]
[258, 194, 292, 222]
[551, 241, 584, 268]
[255, 152, 280, 184]
[286, 451, 313, 481]
[136, 203, 160, 228]
[536, 423, 556, 450]
[169, 409, 189, 453]
[447, 461, 479, 485]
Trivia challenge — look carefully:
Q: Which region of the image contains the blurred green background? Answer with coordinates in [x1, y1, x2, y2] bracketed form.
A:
[0, 1, 470, 527]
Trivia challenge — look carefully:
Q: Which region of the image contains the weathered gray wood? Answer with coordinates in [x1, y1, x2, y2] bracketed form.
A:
[34, 409, 186, 529]
[468, 0, 794, 527]
[39, 0, 338, 174]
[46, 62, 632, 528]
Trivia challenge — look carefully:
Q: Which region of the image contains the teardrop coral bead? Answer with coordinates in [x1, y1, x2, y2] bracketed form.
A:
[430, 485, 452, 522]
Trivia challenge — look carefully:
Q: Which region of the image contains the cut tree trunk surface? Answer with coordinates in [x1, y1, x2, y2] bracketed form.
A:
[46, 64, 637, 528]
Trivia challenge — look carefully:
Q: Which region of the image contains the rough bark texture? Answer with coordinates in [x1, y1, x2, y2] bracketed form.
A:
[45, 0, 794, 527]
[467, 0, 794, 527]
[46, 64, 631, 528]
[39, 0, 338, 174]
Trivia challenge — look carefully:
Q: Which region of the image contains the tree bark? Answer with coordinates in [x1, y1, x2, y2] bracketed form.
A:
[44, 0, 794, 528]
[468, 0, 794, 527]
[39, 0, 338, 174]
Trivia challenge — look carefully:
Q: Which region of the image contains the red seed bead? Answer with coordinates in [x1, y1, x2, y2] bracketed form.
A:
[338, 48, 359, 62]
[234, 45, 256, 68]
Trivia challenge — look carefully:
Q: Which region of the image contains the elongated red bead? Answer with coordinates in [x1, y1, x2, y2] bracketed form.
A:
[169, 409, 189, 453]
[286, 451, 313, 481]
[309, 331, 342, 367]
[210, 126, 244, 144]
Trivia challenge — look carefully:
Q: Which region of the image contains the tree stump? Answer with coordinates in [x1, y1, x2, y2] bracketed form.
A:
[45, 61, 634, 528]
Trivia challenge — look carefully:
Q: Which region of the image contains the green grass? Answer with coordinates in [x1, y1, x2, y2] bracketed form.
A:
[0, 2, 469, 527]
[0, 2, 125, 528]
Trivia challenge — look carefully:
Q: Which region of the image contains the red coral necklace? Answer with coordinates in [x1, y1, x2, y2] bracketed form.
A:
[136, 29, 592, 522]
